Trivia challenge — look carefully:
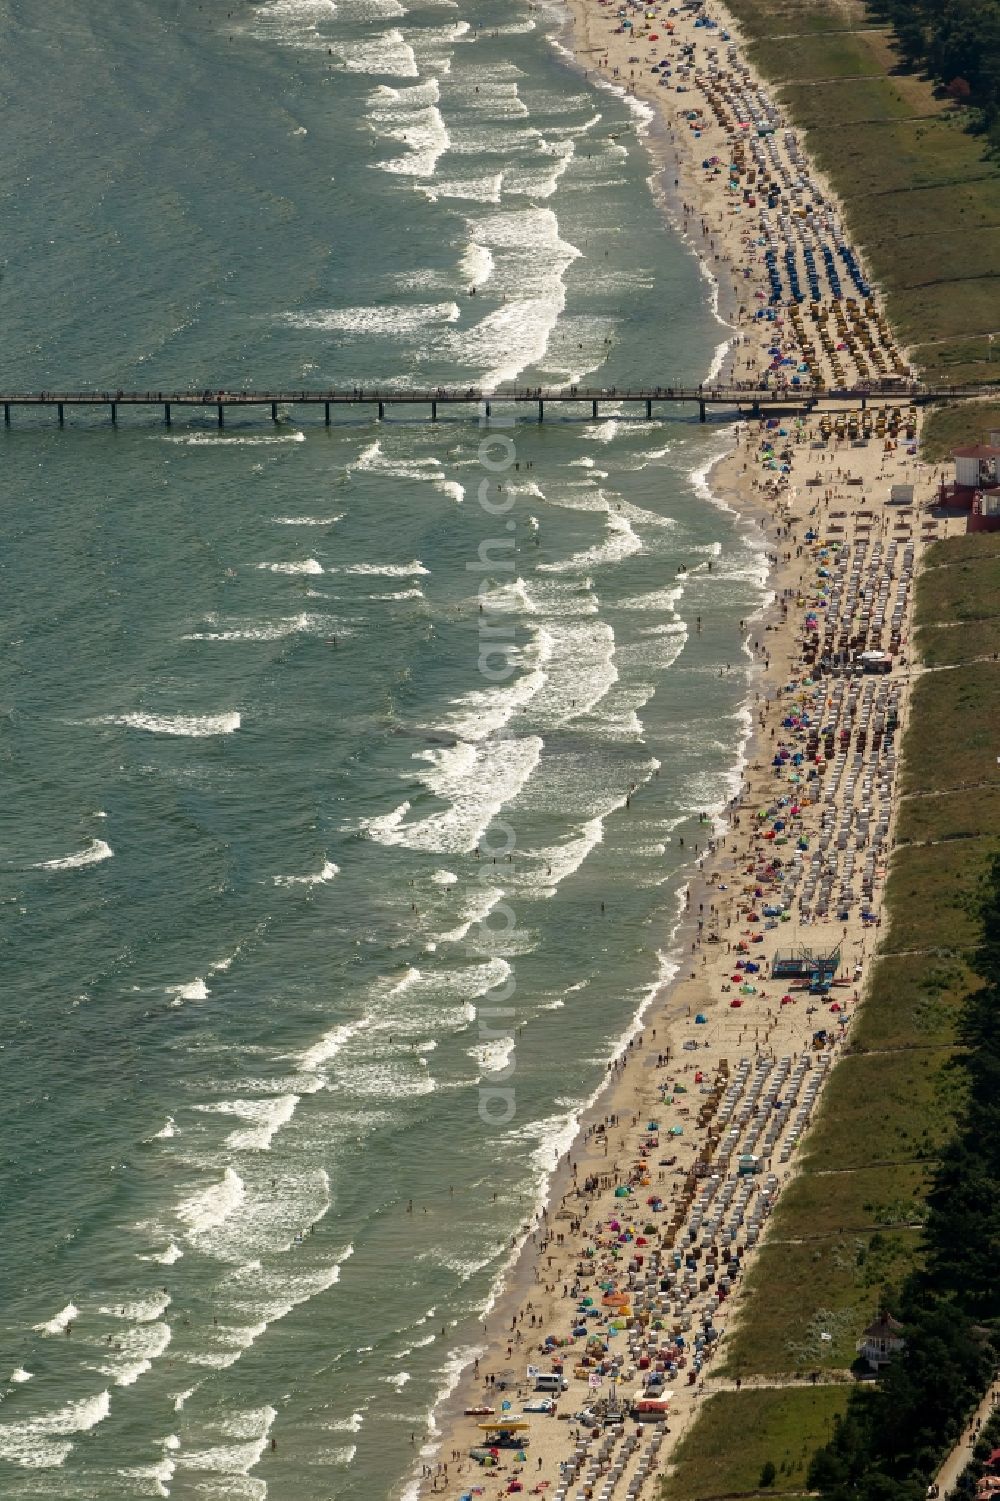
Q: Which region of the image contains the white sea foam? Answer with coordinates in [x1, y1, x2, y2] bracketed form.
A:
[420, 173, 504, 204]
[179, 1160, 329, 1260]
[33, 1302, 79, 1336]
[368, 79, 450, 177]
[439, 666, 545, 741]
[32, 838, 113, 871]
[437, 207, 580, 386]
[504, 139, 575, 199]
[332, 559, 430, 578]
[198, 1095, 300, 1152]
[431, 869, 458, 886]
[299, 1017, 371, 1075]
[184, 610, 336, 642]
[95, 1322, 172, 1388]
[437, 887, 505, 945]
[9, 1369, 32, 1384]
[523, 620, 617, 723]
[362, 736, 542, 853]
[619, 584, 684, 612]
[520, 814, 607, 894]
[119, 1447, 177, 1501]
[256, 558, 324, 575]
[177, 1168, 246, 1239]
[338, 27, 418, 76]
[144, 1242, 184, 1266]
[164, 431, 305, 446]
[99, 1292, 171, 1322]
[331, 1411, 365, 1434]
[339, 0, 407, 14]
[169, 977, 209, 1005]
[458, 242, 495, 287]
[281, 302, 458, 335]
[153, 1117, 176, 1139]
[537, 511, 641, 573]
[273, 858, 339, 887]
[545, 486, 676, 533]
[93, 712, 240, 736]
[350, 440, 464, 503]
[175, 1404, 277, 1489]
[252, 0, 338, 48]
[469, 1036, 516, 1074]
[317, 1443, 358, 1466]
[0, 1389, 111, 1469]
[272, 513, 344, 525]
[210, 1259, 346, 1355]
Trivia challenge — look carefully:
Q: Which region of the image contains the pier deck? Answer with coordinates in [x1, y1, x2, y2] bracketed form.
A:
[0, 383, 990, 428]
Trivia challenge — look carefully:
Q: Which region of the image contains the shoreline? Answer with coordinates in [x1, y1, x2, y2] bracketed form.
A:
[408, 0, 950, 1495]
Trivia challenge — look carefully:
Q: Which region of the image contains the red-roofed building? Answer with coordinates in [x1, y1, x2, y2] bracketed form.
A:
[936, 436, 1000, 523]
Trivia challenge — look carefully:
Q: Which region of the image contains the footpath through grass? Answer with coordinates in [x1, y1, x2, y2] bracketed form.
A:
[661, 537, 1000, 1501]
[721, 0, 1000, 387]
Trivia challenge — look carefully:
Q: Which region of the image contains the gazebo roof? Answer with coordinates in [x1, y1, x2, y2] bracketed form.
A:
[861, 1312, 904, 1340]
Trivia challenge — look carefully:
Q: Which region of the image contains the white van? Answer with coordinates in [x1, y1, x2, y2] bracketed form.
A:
[533, 1373, 568, 1393]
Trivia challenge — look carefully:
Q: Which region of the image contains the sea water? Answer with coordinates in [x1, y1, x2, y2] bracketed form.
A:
[0, 1, 768, 1497]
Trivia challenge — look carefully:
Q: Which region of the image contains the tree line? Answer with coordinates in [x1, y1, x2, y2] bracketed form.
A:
[806, 854, 1000, 1501]
[869, 0, 1000, 146]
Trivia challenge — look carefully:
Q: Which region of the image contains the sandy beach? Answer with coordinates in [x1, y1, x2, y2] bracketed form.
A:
[410, 1, 961, 1499]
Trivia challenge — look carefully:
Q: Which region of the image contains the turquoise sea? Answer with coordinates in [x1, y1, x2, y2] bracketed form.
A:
[0, 2, 768, 1497]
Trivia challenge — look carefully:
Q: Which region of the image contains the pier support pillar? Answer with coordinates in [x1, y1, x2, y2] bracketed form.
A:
[592, 399, 598, 419]
[164, 403, 171, 426]
[325, 402, 331, 426]
[645, 398, 652, 419]
[218, 403, 224, 428]
[58, 403, 64, 426]
[3, 403, 9, 425]
[431, 400, 437, 421]
[861, 393, 867, 411]
[485, 400, 491, 419]
[699, 399, 706, 423]
[377, 400, 385, 420]
[538, 399, 544, 423]
[110, 402, 117, 425]
[271, 401, 278, 421]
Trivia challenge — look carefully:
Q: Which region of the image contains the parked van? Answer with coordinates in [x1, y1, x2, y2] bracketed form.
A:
[534, 1373, 568, 1393]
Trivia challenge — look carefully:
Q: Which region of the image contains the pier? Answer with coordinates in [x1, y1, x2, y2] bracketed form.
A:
[0, 383, 991, 429]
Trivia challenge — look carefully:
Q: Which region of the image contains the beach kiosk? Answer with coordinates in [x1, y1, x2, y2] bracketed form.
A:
[630, 1392, 673, 1422]
[477, 1420, 530, 1450]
